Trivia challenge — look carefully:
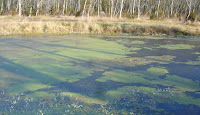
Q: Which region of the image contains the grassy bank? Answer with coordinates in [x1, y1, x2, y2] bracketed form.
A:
[0, 16, 200, 36]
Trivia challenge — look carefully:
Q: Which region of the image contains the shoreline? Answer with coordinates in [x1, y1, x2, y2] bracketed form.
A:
[0, 16, 200, 37]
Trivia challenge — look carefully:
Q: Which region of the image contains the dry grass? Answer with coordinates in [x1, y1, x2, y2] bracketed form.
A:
[0, 16, 199, 36]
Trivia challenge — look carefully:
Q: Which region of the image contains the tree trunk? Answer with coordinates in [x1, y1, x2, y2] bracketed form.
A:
[185, 0, 192, 22]
[119, 0, 124, 18]
[18, 0, 22, 16]
[132, 0, 136, 16]
[29, 0, 33, 17]
[1, 0, 4, 14]
[137, 0, 140, 19]
[7, 0, 11, 11]
[98, 0, 100, 17]
[170, 0, 173, 16]
[156, 0, 161, 17]
[63, 0, 66, 15]
[87, 0, 93, 18]
[111, 0, 114, 18]
[36, 0, 43, 16]
[82, 0, 88, 17]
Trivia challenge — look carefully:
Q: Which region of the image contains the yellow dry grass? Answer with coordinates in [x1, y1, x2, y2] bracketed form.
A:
[0, 16, 199, 36]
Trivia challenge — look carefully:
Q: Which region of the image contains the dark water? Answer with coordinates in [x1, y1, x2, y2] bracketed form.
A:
[0, 35, 200, 115]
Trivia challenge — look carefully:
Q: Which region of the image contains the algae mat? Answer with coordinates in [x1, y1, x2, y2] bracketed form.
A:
[0, 35, 200, 114]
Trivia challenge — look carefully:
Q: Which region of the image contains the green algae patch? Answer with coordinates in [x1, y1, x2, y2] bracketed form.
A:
[53, 36, 129, 56]
[193, 52, 200, 55]
[158, 44, 195, 50]
[147, 67, 168, 76]
[27, 92, 55, 99]
[173, 93, 200, 107]
[18, 60, 99, 83]
[1, 35, 200, 114]
[131, 40, 146, 44]
[96, 70, 149, 84]
[184, 56, 200, 65]
[8, 83, 51, 96]
[97, 57, 158, 68]
[154, 75, 200, 92]
[184, 61, 200, 65]
[117, 39, 146, 45]
[106, 90, 124, 98]
[107, 86, 157, 96]
[145, 55, 176, 63]
[106, 85, 200, 107]
[0, 69, 32, 88]
[103, 86, 158, 103]
[101, 55, 176, 69]
[61, 92, 106, 105]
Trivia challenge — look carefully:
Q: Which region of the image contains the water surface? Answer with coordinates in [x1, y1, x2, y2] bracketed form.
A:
[0, 35, 200, 114]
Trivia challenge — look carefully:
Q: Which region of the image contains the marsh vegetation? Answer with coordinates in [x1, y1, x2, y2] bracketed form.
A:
[0, 35, 200, 114]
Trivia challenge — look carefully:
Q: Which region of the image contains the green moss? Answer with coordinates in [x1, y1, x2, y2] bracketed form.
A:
[96, 70, 149, 84]
[184, 61, 200, 65]
[0, 69, 32, 88]
[147, 67, 168, 76]
[117, 39, 145, 45]
[158, 44, 195, 50]
[103, 86, 158, 103]
[1, 35, 200, 113]
[145, 55, 176, 62]
[105, 84, 200, 107]
[8, 82, 51, 96]
[27, 92, 55, 99]
[154, 75, 200, 92]
[61, 92, 105, 105]
[193, 52, 200, 55]
[174, 93, 200, 107]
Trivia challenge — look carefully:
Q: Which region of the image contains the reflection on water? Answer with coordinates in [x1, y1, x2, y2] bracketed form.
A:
[0, 35, 200, 114]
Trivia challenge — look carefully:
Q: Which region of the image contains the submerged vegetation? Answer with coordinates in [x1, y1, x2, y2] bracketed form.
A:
[158, 44, 195, 50]
[0, 35, 200, 114]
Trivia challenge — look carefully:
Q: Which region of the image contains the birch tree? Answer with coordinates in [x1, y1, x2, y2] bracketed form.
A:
[18, 0, 22, 16]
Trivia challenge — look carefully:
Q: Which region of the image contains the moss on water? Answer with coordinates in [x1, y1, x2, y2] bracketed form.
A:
[174, 94, 200, 107]
[184, 56, 200, 65]
[96, 70, 149, 84]
[0, 69, 32, 88]
[27, 92, 55, 99]
[153, 75, 200, 91]
[145, 55, 176, 62]
[96, 55, 175, 68]
[147, 67, 168, 76]
[193, 52, 200, 55]
[1, 35, 200, 113]
[117, 39, 146, 45]
[104, 84, 200, 107]
[61, 92, 105, 105]
[184, 61, 200, 65]
[158, 44, 195, 50]
[8, 82, 51, 96]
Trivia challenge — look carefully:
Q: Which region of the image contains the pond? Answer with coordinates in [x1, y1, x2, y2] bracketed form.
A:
[0, 35, 200, 114]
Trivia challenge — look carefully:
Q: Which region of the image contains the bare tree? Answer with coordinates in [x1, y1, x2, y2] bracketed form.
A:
[185, 0, 192, 22]
[18, 0, 22, 16]
[119, 0, 124, 18]
[82, 0, 88, 17]
[0, 0, 199, 22]
[110, 0, 114, 18]
[137, 0, 140, 19]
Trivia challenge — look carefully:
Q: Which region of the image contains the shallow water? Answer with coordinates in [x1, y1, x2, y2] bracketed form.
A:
[0, 35, 200, 114]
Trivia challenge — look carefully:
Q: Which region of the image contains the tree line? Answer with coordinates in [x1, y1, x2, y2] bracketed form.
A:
[0, 0, 200, 21]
